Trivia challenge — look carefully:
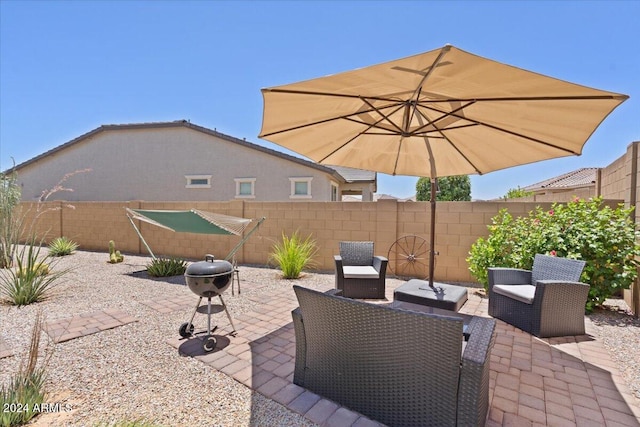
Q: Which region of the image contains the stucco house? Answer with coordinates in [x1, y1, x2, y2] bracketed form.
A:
[9, 120, 377, 202]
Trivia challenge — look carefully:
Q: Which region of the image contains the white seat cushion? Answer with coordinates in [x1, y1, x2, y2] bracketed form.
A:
[493, 284, 536, 304]
[343, 265, 379, 279]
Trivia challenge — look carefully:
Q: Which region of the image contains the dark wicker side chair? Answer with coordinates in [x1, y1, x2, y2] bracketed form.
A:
[292, 285, 496, 427]
[488, 254, 589, 338]
[334, 241, 387, 299]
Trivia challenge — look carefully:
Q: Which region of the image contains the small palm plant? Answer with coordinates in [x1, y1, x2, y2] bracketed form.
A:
[47, 236, 79, 257]
[269, 230, 318, 279]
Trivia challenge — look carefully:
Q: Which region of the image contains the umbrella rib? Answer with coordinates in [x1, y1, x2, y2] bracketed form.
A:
[263, 87, 411, 103]
[263, 88, 625, 104]
[420, 104, 580, 155]
[260, 100, 405, 138]
[411, 100, 477, 135]
[318, 111, 393, 164]
[410, 44, 452, 101]
[415, 108, 484, 175]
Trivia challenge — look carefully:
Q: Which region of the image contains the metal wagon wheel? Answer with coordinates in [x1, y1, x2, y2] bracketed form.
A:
[387, 235, 431, 280]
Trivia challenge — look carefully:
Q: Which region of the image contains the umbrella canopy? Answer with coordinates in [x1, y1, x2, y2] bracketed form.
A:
[258, 44, 628, 284]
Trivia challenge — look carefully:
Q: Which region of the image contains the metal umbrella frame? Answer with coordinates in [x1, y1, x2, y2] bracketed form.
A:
[259, 44, 628, 286]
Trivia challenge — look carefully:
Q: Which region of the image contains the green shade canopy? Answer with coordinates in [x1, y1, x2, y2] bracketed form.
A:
[127, 209, 251, 235]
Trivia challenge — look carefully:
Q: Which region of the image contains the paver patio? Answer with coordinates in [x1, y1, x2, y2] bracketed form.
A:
[163, 279, 640, 427]
[44, 309, 138, 343]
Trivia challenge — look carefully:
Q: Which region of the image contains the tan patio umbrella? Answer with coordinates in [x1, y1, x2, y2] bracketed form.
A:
[258, 44, 628, 286]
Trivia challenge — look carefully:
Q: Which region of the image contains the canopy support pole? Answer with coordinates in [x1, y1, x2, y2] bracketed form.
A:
[224, 217, 266, 261]
[429, 178, 437, 287]
[127, 213, 157, 259]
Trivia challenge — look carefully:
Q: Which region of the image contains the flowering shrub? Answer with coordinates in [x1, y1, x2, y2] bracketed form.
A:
[467, 197, 640, 312]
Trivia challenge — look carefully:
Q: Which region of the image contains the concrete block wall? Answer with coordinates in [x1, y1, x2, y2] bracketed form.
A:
[19, 198, 588, 284]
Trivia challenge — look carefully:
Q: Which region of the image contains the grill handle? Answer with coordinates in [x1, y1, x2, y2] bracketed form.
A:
[205, 254, 215, 263]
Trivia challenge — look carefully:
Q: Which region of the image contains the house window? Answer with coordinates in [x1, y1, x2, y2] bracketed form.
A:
[330, 182, 339, 201]
[234, 178, 256, 198]
[289, 177, 312, 199]
[185, 175, 212, 188]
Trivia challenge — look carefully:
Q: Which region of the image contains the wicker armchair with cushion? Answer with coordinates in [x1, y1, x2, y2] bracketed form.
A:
[488, 254, 589, 338]
[292, 285, 496, 427]
[334, 241, 387, 299]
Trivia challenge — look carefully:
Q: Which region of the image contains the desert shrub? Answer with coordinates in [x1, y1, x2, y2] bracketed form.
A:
[0, 242, 68, 306]
[47, 237, 78, 257]
[146, 257, 187, 277]
[467, 197, 640, 312]
[0, 312, 48, 427]
[0, 167, 22, 269]
[269, 230, 318, 279]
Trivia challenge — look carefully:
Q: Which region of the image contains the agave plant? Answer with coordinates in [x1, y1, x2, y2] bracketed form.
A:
[146, 257, 187, 277]
[0, 241, 69, 306]
[47, 236, 79, 257]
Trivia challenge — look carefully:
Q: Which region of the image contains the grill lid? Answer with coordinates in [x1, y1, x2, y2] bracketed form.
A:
[185, 258, 233, 277]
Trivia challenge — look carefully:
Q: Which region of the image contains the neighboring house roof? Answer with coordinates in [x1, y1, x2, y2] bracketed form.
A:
[8, 120, 375, 185]
[329, 165, 376, 183]
[523, 167, 598, 191]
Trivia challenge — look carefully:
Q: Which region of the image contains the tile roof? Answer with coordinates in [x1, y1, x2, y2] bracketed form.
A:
[523, 167, 597, 191]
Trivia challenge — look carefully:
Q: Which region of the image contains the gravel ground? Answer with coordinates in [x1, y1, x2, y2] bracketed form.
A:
[1, 249, 639, 426]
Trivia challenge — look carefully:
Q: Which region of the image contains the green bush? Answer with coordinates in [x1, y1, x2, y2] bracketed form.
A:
[269, 230, 318, 279]
[0, 312, 47, 427]
[47, 237, 79, 257]
[467, 197, 640, 312]
[146, 257, 187, 277]
[0, 243, 68, 306]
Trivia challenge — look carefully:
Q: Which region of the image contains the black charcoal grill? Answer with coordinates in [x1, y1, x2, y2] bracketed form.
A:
[179, 255, 236, 352]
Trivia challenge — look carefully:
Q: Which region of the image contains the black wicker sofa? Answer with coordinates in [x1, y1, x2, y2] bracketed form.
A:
[291, 285, 496, 427]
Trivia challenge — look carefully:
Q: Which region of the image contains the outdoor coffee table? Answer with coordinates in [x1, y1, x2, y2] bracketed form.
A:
[390, 300, 472, 340]
[393, 279, 468, 312]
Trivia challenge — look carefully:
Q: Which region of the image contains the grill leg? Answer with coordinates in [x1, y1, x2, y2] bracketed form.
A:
[207, 296, 212, 335]
[187, 297, 203, 328]
[218, 294, 236, 333]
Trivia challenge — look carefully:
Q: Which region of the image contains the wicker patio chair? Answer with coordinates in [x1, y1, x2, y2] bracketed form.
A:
[334, 241, 387, 299]
[488, 254, 589, 338]
[292, 285, 496, 427]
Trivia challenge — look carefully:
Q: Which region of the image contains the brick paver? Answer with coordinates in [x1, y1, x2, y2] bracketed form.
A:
[167, 282, 640, 427]
[44, 309, 138, 343]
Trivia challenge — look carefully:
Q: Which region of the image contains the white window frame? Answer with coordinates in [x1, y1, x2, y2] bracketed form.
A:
[234, 178, 256, 199]
[330, 181, 339, 201]
[289, 177, 313, 199]
[185, 175, 212, 188]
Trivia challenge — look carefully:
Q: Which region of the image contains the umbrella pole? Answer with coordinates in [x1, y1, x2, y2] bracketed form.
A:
[428, 178, 437, 287]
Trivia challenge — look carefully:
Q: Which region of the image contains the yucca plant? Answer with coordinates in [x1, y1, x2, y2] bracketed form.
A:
[269, 230, 318, 279]
[0, 312, 48, 427]
[47, 236, 78, 257]
[0, 242, 68, 306]
[146, 257, 187, 277]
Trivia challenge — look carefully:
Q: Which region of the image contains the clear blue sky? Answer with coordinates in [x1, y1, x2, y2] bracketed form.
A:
[1, 1, 638, 200]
